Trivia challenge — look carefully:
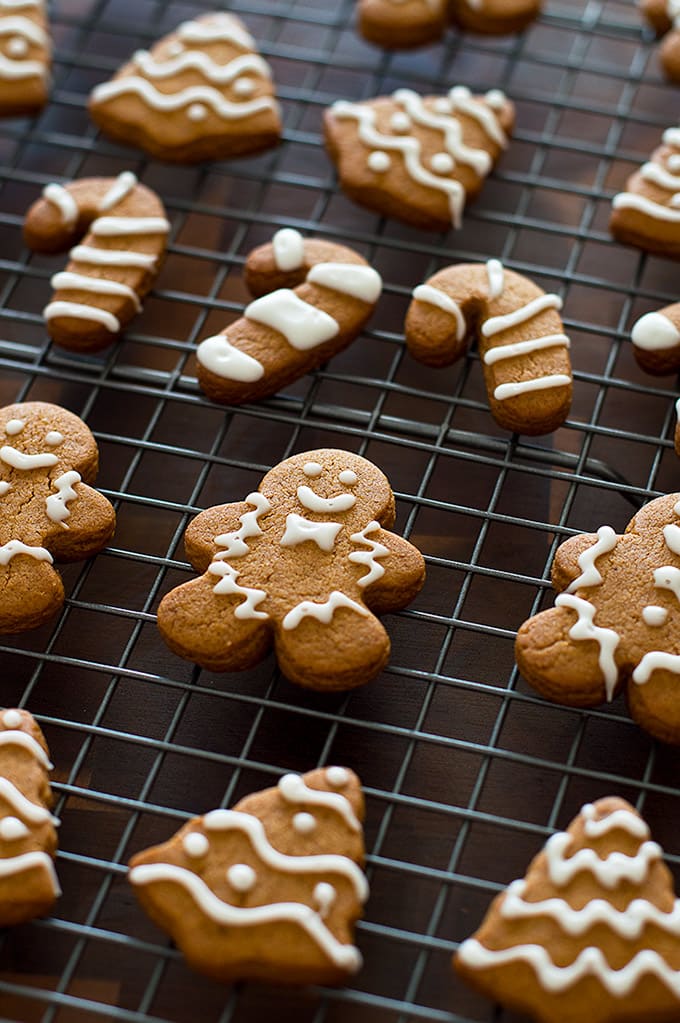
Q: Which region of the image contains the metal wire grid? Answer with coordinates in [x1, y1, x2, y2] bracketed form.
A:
[0, 0, 679, 1020]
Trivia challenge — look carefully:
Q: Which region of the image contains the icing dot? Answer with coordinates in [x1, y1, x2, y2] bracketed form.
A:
[0, 816, 29, 841]
[45, 431, 63, 447]
[368, 151, 391, 173]
[643, 605, 668, 627]
[338, 469, 357, 486]
[313, 882, 336, 918]
[390, 111, 411, 133]
[672, 193, 680, 208]
[233, 77, 255, 97]
[182, 832, 209, 858]
[431, 152, 454, 175]
[2, 709, 22, 728]
[668, 154, 680, 172]
[293, 812, 317, 834]
[7, 36, 27, 58]
[167, 41, 183, 56]
[188, 103, 207, 122]
[303, 462, 323, 478]
[227, 863, 256, 892]
[5, 419, 24, 436]
[433, 97, 451, 114]
[326, 766, 349, 787]
[485, 89, 506, 110]
[0, 482, 9, 496]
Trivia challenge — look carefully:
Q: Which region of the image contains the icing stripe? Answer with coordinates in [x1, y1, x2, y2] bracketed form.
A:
[0, 15, 46, 44]
[42, 184, 78, 227]
[90, 78, 277, 123]
[306, 263, 382, 304]
[213, 492, 271, 559]
[412, 284, 466, 341]
[70, 245, 158, 269]
[0, 50, 44, 79]
[51, 272, 142, 310]
[0, 851, 60, 896]
[197, 334, 265, 382]
[0, 540, 52, 565]
[448, 85, 507, 148]
[483, 333, 569, 366]
[545, 830, 661, 888]
[178, 15, 255, 48]
[565, 526, 617, 593]
[493, 374, 571, 402]
[282, 591, 369, 631]
[207, 561, 269, 620]
[640, 161, 680, 192]
[612, 193, 680, 223]
[482, 294, 563, 338]
[245, 290, 339, 351]
[486, 258, 505, 300]
[0, 776, 53, 823]
[98, 171, 138, 212]
[554, 593, 620, 700]
[632, 651, 680, 685]
[0, 730, 52, 768]
[43, 301, 120, 333]
[91, 216, 170, 237]
[392, 89, 497, 174]
[278, 774, 362, 833]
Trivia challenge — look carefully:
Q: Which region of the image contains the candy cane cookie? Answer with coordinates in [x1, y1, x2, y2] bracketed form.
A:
[196, 228, 382, 404]
[0, 0, 50, 117]
[610, 127, 680, 259]
[640, 0, 680, 81]
[405, 260, 573, 434]
[23, 172, 169, 352]
[358, 0, 541, 48]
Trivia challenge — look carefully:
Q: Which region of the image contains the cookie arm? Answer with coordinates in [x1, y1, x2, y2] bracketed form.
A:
[184, 500, 264, 573]
[551, 533, 603, 593]
[46, 483, 116, 562]
[353, 528, 426, 614]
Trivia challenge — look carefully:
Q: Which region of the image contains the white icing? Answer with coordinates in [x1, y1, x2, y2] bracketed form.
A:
[544, 829, 661, 888]
[483, 333, 570, 367]
[631, 312, 680, 352]
[233, 77, 255, 97]
[390, 111, 411, 132]
[555, 593, 620, 700]
[90, 78, 277, 124]
[0, 729, 52, 768]
[349, 521, 388, 587]
[182, 832, 209, 858]
[566, 526, 617, 593]
[213, 492, 271, 559]
[98, 171, 138, 212]
[296, 485, 356, 513]
[0, 14, 45, 45]
[668, 154, 680, 172]
[196, 333, 265, 382]
[412, 283, 466, 341]
[448, 85, 507, 148]
[44, 301, 120, 334]
[272, 228, 305, 272]
[282, 591, 369, 631]
[4, 419, 24, 435]
[188, 103, 207, 121]
[493, 374, 572, 401]
[581, 803, 649, 839]
[640, 160, 680, 191]
[0, 539, 52, 565]
[293, 812, 316, 834]
[177, 14, 255, 49]
[45, 431, 63, 446]
[51, 272, 142, 311]
[314, 882, 336, 918]
[664, 522, 680, 556]
[303, 462, 323, 477]
[0, 49, 44, 80]
[91, 216, 170, 237]
[208, 493, 271, 616]
[485, 89, 506, 111]
[643, 605, 668, 627]
[338, 470, 357, 485]
[42, 184, 77, 228]
[431, 152, 454, 175]
[280, 513, 342, 551]
[7, 37, 27, 57]
[245, 290, 339, 351]
[368, 150, 391, 173]
[227, 862, 256, 892]
[1, 709, 22, 727]
[0, 851, 60, 896]
[0, 445, 57, 470]
[0, 481, 9, 496]
[278, 774, 361, 832]
[0, 776, 53, 823]
[486, 258, 505, 300]
[393, 88, 500, 174]
[654, 565, 680, 602]
[632, 651, 680, 685]
[306, 263, 382, 304]
[70, 245, 158, 269]
[132, 49, 269, 86]
[612, 192, 680, 222]
[482, 294, 563, 338]
[208, 561, 268, 619]
[0, 816, 29, 841]
[45, 470, 81, 525]
[326, 767, 350, 787]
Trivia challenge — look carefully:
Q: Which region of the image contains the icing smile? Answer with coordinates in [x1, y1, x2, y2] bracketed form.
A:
[296, 485, 356, 514]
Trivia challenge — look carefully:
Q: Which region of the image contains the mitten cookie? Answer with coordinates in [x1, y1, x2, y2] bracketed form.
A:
[610, 128, 680, 258]
[324, 86, 514, 231]
[197, 228, 382, 404]
[23, 172, 169, 352]
[129, 767, 368, 985]
[0, 0, 50, 117]
[640, 1, 680, 81]
[455, 798, 680, 1023]
[0, 708, 59, 926]
[0, 401, 116, 633]
[405, 260, 572, 434]
[515, 493, 680, 745]
[88, 13, 280, 163]
[358, 0, 541, 48]
[157, 449, 426, 690]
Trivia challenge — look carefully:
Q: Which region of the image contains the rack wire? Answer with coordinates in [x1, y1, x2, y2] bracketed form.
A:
[1, 0, 680, 1019]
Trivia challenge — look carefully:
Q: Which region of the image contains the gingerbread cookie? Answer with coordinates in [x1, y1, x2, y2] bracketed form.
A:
[324, 86, 514, 231]
[0, 0, 50, 118]
[197, 228, 382, 404]
[630, 300, 680, 375]
[0, 401, 116, 633]
[129, 767, 367, 985]
[640, 1, 680, 81]
[456, 797, 680, 1023]
[610, 128, 680, 259]
[88, 13, 280, 163]
[515, 492, 680, 744]
[0, 708, 59, 927]
[405, 259, 572, 434]
[24, 172, 169, 352]
[157, 449, 425, 690]
[358, 0, 541, 49]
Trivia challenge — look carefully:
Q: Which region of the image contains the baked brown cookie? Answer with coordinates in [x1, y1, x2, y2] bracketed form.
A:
[358, 0, 541, 48]
[0, 0, 50, 117]
[610, 128, 680, 259]
[88, 12, 281, 163]
[516, 493, 680, 745]
[196, 228, 382, 403]
[0, 708, 59, 927]
[23, 172, 169, 352]
[630, 301, 680, 375]
[0, 401, 116, 633]
[157, 449, 426, 690]
[640, 1, 680, 81]
[405, 259, 572, 435]
[324, 86, 514, 231]
[129, 767, 367, 985]
[456, 797, 680, 1023]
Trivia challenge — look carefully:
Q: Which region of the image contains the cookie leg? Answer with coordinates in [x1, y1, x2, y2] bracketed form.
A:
[0, 559, 64, 633]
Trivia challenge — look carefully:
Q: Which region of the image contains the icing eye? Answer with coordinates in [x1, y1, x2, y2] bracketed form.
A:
[5, 419, 25, 436]
[227, 863, 257, 892]
[45, 431, 64, 447]
[303, 461, 323, 478]
[293, 812, 317, 834]
[182, 832, 209, 858]
[338, 470, 357, 486]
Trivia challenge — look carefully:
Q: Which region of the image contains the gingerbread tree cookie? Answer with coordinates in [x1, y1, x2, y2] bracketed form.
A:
[640, 1, 680, 81]
[157, 449, 426, 690]
[610, 127, 680, 259]
[0, 401, 116, 633]
[0, 0, 50, 118]
[324, 86, 514, 231]
[129, 767, 368, 985]
[456, 798, 680, 1023]
[0, 708, 59, 926]
[516, 492, 680, 744]
[358, 0, 541, 49]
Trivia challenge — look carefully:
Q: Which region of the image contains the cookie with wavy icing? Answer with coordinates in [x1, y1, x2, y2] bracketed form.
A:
[196, 228, 382, 403]
[456, 797, 680, 1023]
[610, 127, 680, 258]
[0, 0, 50, 117]
[23, 171, 169, 352]
[405, 259, 572, 434]
[156, 448, 425, 690]
[0, 707, 59, 926]
[640, 1, 680, 80]
[324, 86, 514, 231]
[515, 493, 680, 744]
[0, 401, 116, 633]
[358, 0, 541, 48]
[88, 12, 280, 163]
[129, 767, 367, 985]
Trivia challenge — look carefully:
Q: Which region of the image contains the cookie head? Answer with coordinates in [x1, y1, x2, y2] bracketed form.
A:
[0, 402, 99, 483]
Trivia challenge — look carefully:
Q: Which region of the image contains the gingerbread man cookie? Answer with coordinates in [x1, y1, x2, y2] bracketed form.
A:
[324, 86, 514, 231]
[516, 492, 680, 744]
[0, 0, 50, 118]
[640, 1, 680, 81]
[0, 401, 116, 633]
[358, 0, 541, 49]
[196, 228, 382, 404]
[129, 767, 367, 985]
[23, 172, 169, 352]
[405, 259, 573, 434]
[88, 12, 281, 163]
[0, 708, 59, 927]
[456, 797, 680, 1023]
[610, 127, 680, 259]
[157, 449, 426, 690]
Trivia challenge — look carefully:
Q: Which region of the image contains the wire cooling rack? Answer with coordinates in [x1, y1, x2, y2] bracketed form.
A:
[2, 0, 680, 1020]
